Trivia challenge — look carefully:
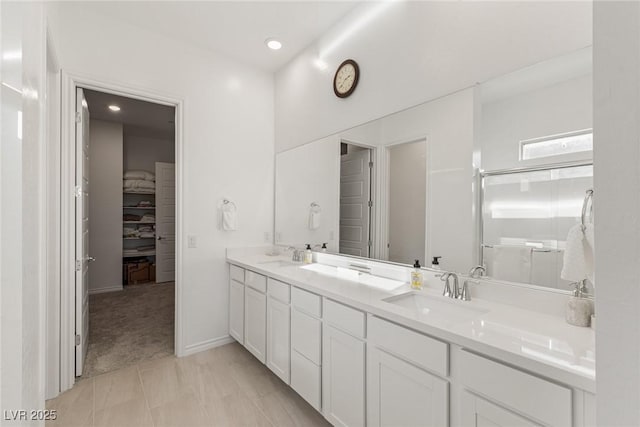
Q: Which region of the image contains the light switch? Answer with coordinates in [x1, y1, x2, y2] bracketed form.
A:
[188, 235, 197, 248]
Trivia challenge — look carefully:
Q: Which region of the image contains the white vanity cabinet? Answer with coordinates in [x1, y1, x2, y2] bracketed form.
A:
[228, 265, 245, 343]
[367, 315, 449, 427]
[291, 287, 323, 411]
[461, 391, 541, 427]
[266, 278, 291, 384]
[243, 271, 267, 363]
[322, 299, 366, 427]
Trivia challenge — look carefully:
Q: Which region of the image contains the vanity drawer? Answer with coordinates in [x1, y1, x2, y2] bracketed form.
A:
[368, 316, 448, 377]
[324, 298, 365, 339]
[267, 278, 290, 303]
[292, 287, 322, 318]
[460, 350, 572, 427]
[292, 309, 322, 365]
[230, 264, 245, 283]
[245, 270, 267, 293]
[291, 349, 321, 411]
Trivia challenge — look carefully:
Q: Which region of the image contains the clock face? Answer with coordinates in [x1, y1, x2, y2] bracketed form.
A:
[333, 59, 359, 98]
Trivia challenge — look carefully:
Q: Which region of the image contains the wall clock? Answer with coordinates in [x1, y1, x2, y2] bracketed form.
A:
[333, 59, 360, 98]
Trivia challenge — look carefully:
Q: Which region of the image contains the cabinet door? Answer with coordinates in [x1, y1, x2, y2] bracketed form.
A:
[229, 279, 244, 343]
[323, 325, 365, 427]
[267, 296, 290, 384]
[244, 286, 266, 363]
[461, 391, 541, 427]
[367, 346, 448, 427]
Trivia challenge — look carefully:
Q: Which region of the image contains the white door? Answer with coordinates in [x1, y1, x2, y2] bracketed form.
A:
[75, 88, 91, 376]
[339, 147, 372, 257]
[229, 279, 245, 343]
[461, 391, 541, 427]
[266, 296, 291, 384]
[367, 346, 448, 427]
[323, 325, 366, 427]
[155, 162, 175, 283]
[244, 286, 267, 363]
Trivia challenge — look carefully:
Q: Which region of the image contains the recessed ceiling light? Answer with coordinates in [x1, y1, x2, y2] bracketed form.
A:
[108, 105, 121, 112]
[265, 38, 282, 50]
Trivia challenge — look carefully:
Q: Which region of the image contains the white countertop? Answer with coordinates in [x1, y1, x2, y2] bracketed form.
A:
[226, 248, 595, 392]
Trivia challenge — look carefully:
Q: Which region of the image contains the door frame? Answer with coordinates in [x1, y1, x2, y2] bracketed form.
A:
[58, 71, 184, 393]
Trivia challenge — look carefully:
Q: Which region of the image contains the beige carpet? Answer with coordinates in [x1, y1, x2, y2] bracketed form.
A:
[83, 282, 175, 378]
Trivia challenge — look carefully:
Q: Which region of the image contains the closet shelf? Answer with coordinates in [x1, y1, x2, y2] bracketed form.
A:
[123, 251, 156, 258]
[123, 237, 155, 240]
[123, 207, 156, 210]
[123, 221, 156, 224]
[123, 191, 156, 195]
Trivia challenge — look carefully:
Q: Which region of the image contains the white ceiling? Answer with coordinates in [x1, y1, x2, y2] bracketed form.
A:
[74, 1, 361, 72]
[83, 89, 175, 139]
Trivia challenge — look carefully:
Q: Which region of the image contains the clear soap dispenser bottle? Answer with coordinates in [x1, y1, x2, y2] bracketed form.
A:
[431, 256, 442, 270]
[411, 260, 423, 290]
[303, 244, 313, 264]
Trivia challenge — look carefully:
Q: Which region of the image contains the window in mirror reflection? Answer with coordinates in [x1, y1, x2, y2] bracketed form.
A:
[520, 129, 593, 161]
[481, 164, 592, 291]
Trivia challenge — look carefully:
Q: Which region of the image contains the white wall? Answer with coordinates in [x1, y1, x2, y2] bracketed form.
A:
[1, 1, 47, 422]
[89, 120, 123, 293]
[275, 137, 340, 251]
[594, 2, 640, 425]
[388, 140, 426, 265]
[46, 3, 274, 355]
[481, 73, 593, 171]
[275, 1, 592, 152]
[123, 133, 175, 173]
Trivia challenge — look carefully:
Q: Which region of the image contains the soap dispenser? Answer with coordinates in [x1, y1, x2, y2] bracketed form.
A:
[411, 260, 424, 290]
[566, 281, 594, 327]
[321, 243, 328, 253]
[431, 256, 442, 270]
[303, 244, 313, 264]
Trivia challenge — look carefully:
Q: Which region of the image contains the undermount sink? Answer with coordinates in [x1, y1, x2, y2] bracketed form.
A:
[383, 291, 489, 323]
[257, 260, 297, 268]
[300, 263, 405, 291]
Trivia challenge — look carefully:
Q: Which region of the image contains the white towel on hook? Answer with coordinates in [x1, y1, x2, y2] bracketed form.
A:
[583, 223, 595, 285]
[561, 224, 589, 283]
[491, 245, 533, 283]
[309, 211, 321, 230]
[222, 210, 238, 231]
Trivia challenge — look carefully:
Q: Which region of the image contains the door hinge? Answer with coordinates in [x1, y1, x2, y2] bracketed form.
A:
[75, 112, 81, 123]
[74, 186, 82, 198]
[75, 259, 82, 271]
[75, 335, 81, 346]
[369, 161, 373, 169]
[368, 240, 372, 247]
[368, 200, 373, 207]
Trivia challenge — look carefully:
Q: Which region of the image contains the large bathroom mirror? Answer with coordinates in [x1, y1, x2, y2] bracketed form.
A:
[275, 46, 593, 292]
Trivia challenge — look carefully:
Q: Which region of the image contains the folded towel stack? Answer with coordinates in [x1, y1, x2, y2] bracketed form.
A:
[123, 170, 156, 193]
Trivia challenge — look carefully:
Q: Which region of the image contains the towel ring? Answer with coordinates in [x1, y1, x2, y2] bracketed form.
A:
[581, 189, 594, 231]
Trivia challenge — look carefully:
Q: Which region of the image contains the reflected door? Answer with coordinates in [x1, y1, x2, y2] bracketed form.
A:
[339, 147, 372, 257]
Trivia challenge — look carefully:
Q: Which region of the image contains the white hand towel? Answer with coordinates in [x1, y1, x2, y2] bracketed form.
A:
[309, 211, 321, 230]
[491, 245, 533, 283]
[222, 210, 238, 231]
[583, 223, 595, 285]
[561, 224, 588, 283]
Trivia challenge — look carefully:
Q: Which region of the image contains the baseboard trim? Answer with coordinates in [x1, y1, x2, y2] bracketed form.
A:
[89, 285, 123, 295]
[181, 335, 235, 357]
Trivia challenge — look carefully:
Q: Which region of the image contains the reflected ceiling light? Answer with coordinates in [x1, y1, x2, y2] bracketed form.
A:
[108, 105, 121, 112]
[2, 51, 21, 61]
[265, 38, 282, 50]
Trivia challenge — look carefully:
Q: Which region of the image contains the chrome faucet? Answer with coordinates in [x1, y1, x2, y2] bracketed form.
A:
[440, 272, 460, 299]
[286, 246, 303, 262]
[468, 265, 486, 278]
[459, 265, 485, 301]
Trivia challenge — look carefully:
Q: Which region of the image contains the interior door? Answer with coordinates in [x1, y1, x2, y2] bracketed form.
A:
[155, 162, 175, 283]
[75, 88, 90, 376]
[339, 147, 372, 257]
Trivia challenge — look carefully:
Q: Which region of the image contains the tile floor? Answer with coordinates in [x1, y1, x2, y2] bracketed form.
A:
[46, 342, 331, 427]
